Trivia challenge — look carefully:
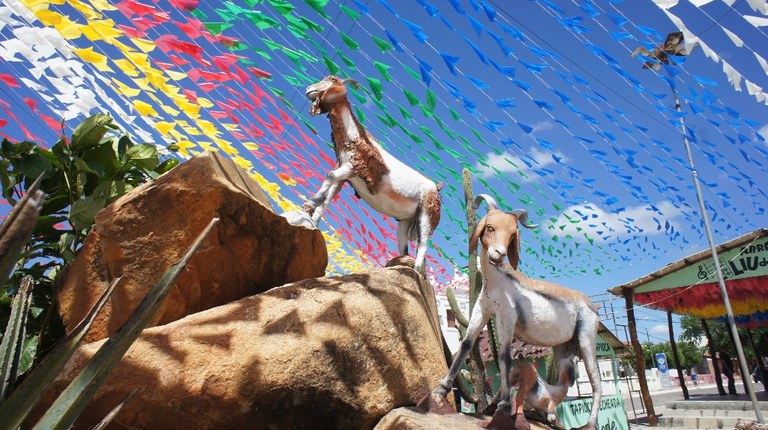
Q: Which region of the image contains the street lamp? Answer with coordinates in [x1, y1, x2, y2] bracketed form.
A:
[635, 31, 764, 424]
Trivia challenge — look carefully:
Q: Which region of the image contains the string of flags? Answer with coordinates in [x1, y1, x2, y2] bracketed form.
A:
[0, 0, 766, 287]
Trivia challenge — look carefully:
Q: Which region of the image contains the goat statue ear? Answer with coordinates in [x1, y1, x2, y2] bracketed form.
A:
[507, 231, 521, 270]
[469, 217, 486, 256]
[320, 84, 348, 104]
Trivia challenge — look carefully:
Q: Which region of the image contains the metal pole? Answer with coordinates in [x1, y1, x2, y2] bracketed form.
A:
[672, 89, 764, 423]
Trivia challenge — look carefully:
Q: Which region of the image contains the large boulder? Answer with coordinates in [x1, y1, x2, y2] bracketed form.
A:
[38, 265, 447, 430]
[56, 151, 327, 342]
[374, 407, 553, 430]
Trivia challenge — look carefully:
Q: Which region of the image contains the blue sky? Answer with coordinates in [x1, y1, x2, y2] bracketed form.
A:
[1, 0, 767, 341]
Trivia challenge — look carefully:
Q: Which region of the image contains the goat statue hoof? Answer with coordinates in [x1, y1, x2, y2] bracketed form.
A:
[281, 210, 318, 229]
[301, 202, 315, 215]
[416, 389, 455, 415]
[483, 410, 518, 430]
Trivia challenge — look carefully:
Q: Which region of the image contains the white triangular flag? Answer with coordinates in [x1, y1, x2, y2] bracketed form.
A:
[697, 38, 720, 62]
[746, 0, 768, 14]
[754, 53, 768, 75]
[722, 61, 742, 91]
[745, 80, 762, 96]
[722, 27, 744, 46]
[690, 0, 715, 5]
[745, 15, 768, 26]
[653, 0, 679, 9]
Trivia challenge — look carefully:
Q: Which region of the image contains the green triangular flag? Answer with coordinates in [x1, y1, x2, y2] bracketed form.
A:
[267, 0, 294, 15]
[304, 0, 331, 18]
[340, 4, 360, 20]
[204, 22, 232, 35]
[403, 89, 419, 106]
[373, 61, 393, 82]
[341, 32, 360, 50]
[426, 90, 436, 113]
[372, 36, 393, 52]
[322, 54, 341, 75]
[366, 77, 383, 100]
[397, 105, 412, 121]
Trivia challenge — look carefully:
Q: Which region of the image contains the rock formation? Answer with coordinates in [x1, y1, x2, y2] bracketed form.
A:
[374, 407, 554, 430]
[56, 151, 327, 342]
[40, 264, 447, 430]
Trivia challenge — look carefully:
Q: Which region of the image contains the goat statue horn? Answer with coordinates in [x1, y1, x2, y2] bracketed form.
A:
[342, 78, 360, 89]
[511, 209, 538, 229]
[473, 194, 499, 211]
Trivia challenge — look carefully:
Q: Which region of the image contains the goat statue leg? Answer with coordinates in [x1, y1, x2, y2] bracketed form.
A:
[412, 210, 433, 275]
[574, 311, 602, 430]
[304, 163, 352, 224]
[494, 306, 518, 414]
[396, 220, 411, 257]
[420, 293, 491, 413]
[437, 292, 491, 395]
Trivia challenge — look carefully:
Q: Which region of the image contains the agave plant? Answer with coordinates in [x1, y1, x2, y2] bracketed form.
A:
[0, 213, 219, 429]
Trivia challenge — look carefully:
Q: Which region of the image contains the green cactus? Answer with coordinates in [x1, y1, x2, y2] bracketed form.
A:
[460, 168, 494, 411]
[446, 286, 469, 328]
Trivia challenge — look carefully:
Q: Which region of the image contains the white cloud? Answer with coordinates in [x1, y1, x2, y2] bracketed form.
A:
[758, 123, 768, 142]
[650, 324, 668, 336]
[477, 147, 567, 180]
[532, 120, 557, 133]
[548, 200, 683, 242]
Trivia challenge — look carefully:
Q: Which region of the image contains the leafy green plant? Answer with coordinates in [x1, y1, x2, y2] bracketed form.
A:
[0, 113, 178, 365]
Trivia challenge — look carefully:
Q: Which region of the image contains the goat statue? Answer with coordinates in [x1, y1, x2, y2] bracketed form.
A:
[427, 194, 602, 430]
[301, 75, 442, 274]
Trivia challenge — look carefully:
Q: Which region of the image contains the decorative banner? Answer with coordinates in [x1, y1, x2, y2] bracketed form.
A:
[613, 229, 768, 326]
[0, 0, 766, 288]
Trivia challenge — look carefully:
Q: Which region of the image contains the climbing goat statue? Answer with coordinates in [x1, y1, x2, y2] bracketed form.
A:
[427, 194, 602, 430]
[301, 75, 442, 274]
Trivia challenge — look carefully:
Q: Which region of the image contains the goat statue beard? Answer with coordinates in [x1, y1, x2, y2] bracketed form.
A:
[309, 97, 327, 116]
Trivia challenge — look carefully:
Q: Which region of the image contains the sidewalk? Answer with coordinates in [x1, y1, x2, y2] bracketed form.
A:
[624, 381, 768, 429]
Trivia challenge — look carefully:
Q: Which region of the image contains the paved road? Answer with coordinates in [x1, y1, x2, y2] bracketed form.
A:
[623, 381, 767, 429]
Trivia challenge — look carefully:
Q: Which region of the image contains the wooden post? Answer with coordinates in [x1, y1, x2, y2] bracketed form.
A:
[667, 310, 689, 400]
[746, 328, 768, 392]
[701, 318, 726, 396]
[723, 321, 748, 394]
[623, 287, 657, 426]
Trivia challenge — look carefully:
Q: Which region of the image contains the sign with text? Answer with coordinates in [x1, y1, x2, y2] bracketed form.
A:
[656, 352, 672, 389]
[557, 395, 628, 430]
[635, 240, 768, 294]
[596, 334, 613, 356]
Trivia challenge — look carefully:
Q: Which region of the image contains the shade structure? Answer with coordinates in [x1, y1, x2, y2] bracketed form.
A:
[609, 228, 768, 327]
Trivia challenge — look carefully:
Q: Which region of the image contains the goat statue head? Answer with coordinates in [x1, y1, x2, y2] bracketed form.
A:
[469, 194, 538, 269]
[306, 75, 360, 116]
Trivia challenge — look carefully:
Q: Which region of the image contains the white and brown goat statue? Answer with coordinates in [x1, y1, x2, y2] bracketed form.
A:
[302, 75, 442, 274]
[430, 194, 602, 430]
[510, 356, 577, 430]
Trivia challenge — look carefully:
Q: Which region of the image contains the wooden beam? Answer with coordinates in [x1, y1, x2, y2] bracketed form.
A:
[667, 310, 689, 400]
[623, 287, 657, 426]
[701, 319, 726, 396]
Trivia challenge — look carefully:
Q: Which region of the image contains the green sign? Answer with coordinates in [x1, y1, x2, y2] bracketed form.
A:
[635, 241, 768, 294]
[596, 334, 612, 356]
[557, 395, 628, 430]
